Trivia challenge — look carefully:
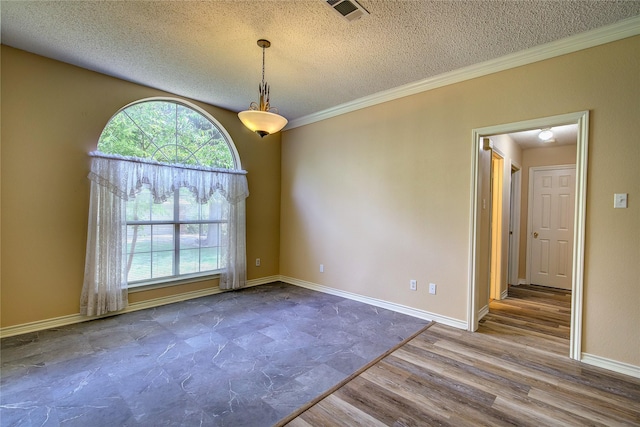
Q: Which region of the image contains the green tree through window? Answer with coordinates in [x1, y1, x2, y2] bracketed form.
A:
[99, 100, 234, 168]
[97, 99, 239, 284]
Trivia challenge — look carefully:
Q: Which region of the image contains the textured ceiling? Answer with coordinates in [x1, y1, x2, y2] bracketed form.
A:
[2, 1, 640, 127]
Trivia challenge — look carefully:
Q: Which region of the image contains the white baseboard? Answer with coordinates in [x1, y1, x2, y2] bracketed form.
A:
[478, 305, 489, 321]
[501, 289, 509, 300]
[0, 275, 279, 339]
[517, 278, 528, 285]
[280, 276, 468, 330]
[246, 275, 281, 288]
[5, 274, 638, 380]
[0, 313, 85, 339]
[0, 274, 468, 337]
[581, 353, 640, 379]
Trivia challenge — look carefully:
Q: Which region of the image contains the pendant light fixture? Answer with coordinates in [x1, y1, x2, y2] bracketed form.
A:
[238, 39, 288, 138]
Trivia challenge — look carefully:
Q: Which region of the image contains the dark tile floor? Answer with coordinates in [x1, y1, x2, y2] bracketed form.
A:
[0, 282, 429, 426]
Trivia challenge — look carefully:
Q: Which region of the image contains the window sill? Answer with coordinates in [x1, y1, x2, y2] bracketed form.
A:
[127, 272, 222, 294]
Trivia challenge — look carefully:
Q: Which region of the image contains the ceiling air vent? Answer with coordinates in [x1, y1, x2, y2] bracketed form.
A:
[324, 0, 369, 22]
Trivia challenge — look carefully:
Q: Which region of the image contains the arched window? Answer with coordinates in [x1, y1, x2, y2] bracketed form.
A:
[98, 99, 239, 169]
[81, 99, 248, 316]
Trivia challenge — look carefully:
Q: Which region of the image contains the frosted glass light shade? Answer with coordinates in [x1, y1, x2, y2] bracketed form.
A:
[238, 110, 288, 137]
[538, 129, 554, 141]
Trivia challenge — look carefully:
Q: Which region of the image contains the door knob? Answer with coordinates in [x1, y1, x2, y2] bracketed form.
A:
[533, 232, 539, 238]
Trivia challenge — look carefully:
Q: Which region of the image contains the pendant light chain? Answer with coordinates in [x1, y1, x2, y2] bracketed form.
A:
[262, 45, 266, 86]
[258, 42, 270, 113]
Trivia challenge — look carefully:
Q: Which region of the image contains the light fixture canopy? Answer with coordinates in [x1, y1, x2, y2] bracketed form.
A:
[538, 128, 554, 141]
[238, 39, 288, 138]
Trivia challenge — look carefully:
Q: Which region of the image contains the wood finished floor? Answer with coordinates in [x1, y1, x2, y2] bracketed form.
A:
[286, 285, 640, 426]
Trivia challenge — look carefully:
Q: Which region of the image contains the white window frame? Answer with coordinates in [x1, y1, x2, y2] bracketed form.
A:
[99, 97, 241, 291]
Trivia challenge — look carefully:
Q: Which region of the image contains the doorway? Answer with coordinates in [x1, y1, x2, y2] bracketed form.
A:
[469, 111, 589, 360]
[490, 151, 504, 301]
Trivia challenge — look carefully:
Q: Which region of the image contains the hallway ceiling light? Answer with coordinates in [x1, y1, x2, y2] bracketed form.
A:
[238, 39, 288, 138]
[538, 128, 554, 141]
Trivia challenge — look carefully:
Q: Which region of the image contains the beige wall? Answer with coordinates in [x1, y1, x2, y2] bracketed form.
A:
[1, 46, 281, 327]
[281, 36, 640, 365]
[517, 144, 577, 279]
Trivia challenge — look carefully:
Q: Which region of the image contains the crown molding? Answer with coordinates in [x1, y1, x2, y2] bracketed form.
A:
[286, 15, 640, 130]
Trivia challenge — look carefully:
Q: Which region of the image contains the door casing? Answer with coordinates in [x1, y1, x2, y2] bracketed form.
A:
[468, 111, 589, 361]
[508, 164, 522, 286]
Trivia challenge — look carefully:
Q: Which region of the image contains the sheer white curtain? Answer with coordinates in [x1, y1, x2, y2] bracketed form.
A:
[80, 152, 249, 316]
[219, 200, 246, 290]
[80, 171, 128, 316]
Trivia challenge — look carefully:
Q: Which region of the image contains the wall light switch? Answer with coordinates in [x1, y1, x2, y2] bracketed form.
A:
[429, 283, 437, 295]
[320, 264, 324, 273]
[410, 280, 417, 291]
[614, 193, 628, 209]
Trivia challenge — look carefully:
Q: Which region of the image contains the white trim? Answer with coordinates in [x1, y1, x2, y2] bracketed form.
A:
[2, 274, 469, 337]
[0, 287, 217, 338]
[571, 111, 589, 361]
[286, 16, 640, 130]
[467, 130, 482, 332]
[478, 305, 489, 321]
[491, 144, 506, 159]
[507, 163, 521, 287]
[0, 276, 278, 338]
[6, 274, 638, 379]
[245, 275, 281, 288]
[581, 353, 640, 379]
[518, 278, 528, 285]
[468, 111, 589, 363]
[1, 313, 85, 339]
[501, 289, 509, 300]
[280, 276, 468, 330]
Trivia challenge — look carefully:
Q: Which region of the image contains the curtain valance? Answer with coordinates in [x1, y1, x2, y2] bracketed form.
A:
[88, 152, 249, 204]
[81, 151, 248, 317]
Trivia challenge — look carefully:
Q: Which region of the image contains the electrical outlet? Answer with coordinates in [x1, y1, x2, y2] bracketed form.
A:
[320, 264, 324, 273]
[410, 280, 417, 291]
[255, 258, 261, 267]
[429, 283, 437, 295]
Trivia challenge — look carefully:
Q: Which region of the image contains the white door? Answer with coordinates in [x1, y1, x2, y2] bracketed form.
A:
[529, 166, 575, 289]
